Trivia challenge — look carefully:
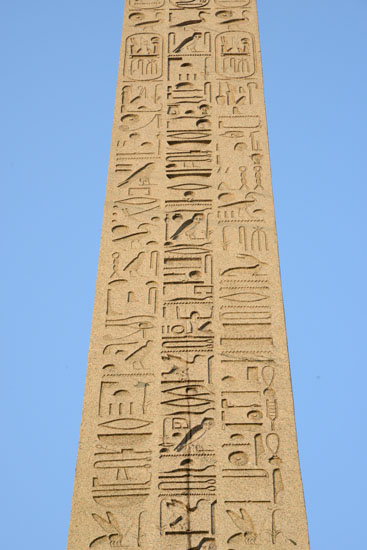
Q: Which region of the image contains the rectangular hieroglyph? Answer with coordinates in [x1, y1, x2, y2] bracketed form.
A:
[67, 1, 310, 548]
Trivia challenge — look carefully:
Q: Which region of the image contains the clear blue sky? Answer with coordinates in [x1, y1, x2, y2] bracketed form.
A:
[1, 1, 366, 548]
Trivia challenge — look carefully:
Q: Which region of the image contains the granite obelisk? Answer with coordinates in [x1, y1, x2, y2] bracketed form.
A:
[67, 1, 310, 548]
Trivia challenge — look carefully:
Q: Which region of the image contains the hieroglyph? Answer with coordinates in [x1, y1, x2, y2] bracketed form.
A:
[67, 1, 310, 549]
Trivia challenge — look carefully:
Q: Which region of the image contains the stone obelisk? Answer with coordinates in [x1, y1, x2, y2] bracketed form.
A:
[67, 1, 310, 548]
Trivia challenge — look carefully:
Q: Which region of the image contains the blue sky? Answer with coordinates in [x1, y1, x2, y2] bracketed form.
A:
[1, 1, 367, 548]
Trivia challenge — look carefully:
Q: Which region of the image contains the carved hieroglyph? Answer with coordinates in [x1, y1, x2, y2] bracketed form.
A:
[67, 1, 310, 548]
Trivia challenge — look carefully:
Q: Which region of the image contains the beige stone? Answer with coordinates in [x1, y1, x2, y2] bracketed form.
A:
[67, 1, 310, 548]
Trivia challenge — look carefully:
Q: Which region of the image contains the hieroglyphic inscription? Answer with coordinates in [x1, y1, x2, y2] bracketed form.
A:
[68, 2, 310, 549]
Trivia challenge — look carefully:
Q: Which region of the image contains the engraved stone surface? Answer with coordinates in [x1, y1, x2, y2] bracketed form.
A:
[67, 1, 310, 548]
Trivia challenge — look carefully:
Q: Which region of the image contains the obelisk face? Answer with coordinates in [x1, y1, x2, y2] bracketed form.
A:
[67, 1, 310, 549]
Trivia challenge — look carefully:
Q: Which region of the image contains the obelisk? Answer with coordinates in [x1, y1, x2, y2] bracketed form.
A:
[67, 1, 310, 548]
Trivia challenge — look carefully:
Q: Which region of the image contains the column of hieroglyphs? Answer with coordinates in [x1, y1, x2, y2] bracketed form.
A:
[67, 1, 310, 549]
